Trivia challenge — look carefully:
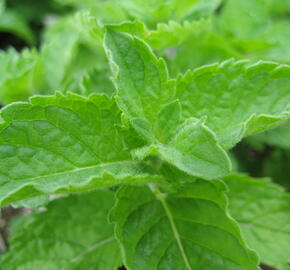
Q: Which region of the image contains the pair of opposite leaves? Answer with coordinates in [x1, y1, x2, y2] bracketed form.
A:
[0, 29, 289, 270]
[0, 29, 288, 205]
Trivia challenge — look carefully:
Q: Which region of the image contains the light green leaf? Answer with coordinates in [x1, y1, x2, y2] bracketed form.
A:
[224, 174, 290, 270]
[11, 195, 49, 209]
[146, 19, 239, 75]
[115, 0, 220, 26]
[176, 60, 290, 149]
[0, 189, 122, 270]
[181, 0, 222, 21]
[80, 68, 115, 98]
[40, 11, 107, 94]
[134, 118, 231, 180]
[146, 20, 212, 49]
[0, 48, 38, 105]
[216, 0, 290, 64]
[0, 92, 162, 206]
[217, 0, 269, 41]
[110, 180, 259, 270]
[105, 29, 231, 180]
[155, 99, 181, 143]
[104, 29, 175, 129]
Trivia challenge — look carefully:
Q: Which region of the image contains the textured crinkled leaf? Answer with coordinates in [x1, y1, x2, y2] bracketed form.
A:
[0, 92, 161, 206]
[104, 29, 175, 131]
[0, 190, 121, 270]
[224, 174, 290, 270]
[110, 180, 259, 270]
[176, 60, 290, 149]
[134, 119, 231, 180]
[105, 29, 231, 179]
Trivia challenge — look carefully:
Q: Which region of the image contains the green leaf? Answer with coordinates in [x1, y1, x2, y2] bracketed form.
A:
[141, 19, 239, 75]
[134, 118, 231, 180]
[105, 29, 231, 180]
[146, 20, 212, 49]
[11, 195, 49, 209]
[0, 189, 122, 270]
[0, 92, 162, 206]
[115, 0, 220, 26]
[110, 180, 259, 270]
[155, 99, 181, 143]
[80, 68, 115, 98]
[0, 48, 38, 104]
[224, 174, 290, 270]
[39, 11, 107, 94]
[176, 60, 290, 149]
[104, 28, 175, 130]
[216, 0, 290, 64]
[217, 0, 269, 41]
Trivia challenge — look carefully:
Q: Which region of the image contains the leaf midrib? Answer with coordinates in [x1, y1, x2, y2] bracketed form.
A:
[7, 160, 142, 183]
[149, 184, 193, 270]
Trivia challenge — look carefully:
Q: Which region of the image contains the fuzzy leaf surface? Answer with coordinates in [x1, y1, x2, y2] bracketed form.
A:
[104, 29, 231, 179]
[0, 93, 161, 206]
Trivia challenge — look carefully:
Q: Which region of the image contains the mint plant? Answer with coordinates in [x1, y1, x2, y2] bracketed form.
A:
[0, 1, 289, 270]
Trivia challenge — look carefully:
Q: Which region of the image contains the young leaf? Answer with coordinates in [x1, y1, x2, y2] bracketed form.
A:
[0, 189, 121, 270]
[224, 174, 290, 270]
[104, 28, 175, 133]
[0, 92, 162, 207]
[176, 60, 290, 148]
[134, 118, 230, 180]
[104, 29, 231, 180]
[110, 180, 259, 270]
